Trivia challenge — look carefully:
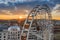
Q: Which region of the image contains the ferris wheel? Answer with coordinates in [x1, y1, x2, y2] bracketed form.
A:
[20, 4, 54, 40]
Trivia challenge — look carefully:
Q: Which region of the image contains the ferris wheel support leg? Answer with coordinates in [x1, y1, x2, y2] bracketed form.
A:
[48, 27, 54, 40]
[46, 24, 53, 40]
[43, 29, 48, 40]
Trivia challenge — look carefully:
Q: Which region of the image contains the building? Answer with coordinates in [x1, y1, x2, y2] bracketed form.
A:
[0, 25, 21, 40]
[0, 30, 8, 40]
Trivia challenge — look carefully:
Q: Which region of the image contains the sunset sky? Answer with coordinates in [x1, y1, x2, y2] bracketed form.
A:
[0, 0, 60, 20]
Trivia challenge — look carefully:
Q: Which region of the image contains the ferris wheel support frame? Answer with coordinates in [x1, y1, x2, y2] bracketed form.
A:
[20, 4, 54, 40]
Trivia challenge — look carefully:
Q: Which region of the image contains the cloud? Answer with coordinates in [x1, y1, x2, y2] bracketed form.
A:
[39, 0, 50, 1]
[19, 0, 34, 2]
[53, 4, 60, 10]
[51, 4, 60, 18]
[1, 10, 13, 15]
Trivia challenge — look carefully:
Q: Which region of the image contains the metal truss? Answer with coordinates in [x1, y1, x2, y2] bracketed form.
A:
[20, 4, 54, 40]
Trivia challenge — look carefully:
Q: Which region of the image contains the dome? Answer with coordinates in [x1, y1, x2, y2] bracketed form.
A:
[8, 26, 20, 31]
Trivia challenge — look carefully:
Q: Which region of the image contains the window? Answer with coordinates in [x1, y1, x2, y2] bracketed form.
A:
[4, 33, 6, 35]
[16, 32, 17, 34]
[18, 32, 20, 33]
[18, 34, 20, 36]
[4, 36, 6, 38]
[8, 37, 10, 39]
[18, 37, 20, 39]
[11, 32, 12, 34]
[0, 33, 1, 35]
[4, 39, 5, 40]
[0, 36, 1, 38]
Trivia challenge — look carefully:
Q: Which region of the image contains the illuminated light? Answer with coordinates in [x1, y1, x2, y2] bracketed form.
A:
[19, 16, 23, 19]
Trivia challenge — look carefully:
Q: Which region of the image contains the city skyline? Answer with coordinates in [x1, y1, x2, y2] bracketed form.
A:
[0, 0, 60, 40]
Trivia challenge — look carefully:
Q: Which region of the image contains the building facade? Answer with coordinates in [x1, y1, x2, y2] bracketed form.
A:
[0, 26, 21, 40]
